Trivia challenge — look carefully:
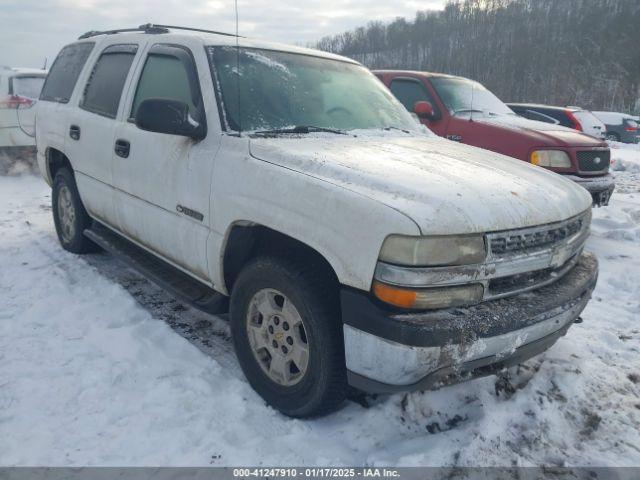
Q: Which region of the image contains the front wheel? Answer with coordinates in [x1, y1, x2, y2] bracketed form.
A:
[52, 168, 99, 254]
[230, 256, 347, 417]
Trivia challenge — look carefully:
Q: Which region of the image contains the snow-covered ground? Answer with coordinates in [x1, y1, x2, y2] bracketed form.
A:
[1, 147, 639, 467]
[610, 141, 640, 194]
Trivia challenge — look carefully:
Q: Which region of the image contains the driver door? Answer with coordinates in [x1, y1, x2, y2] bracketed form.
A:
[388, 76, 447, 136]
[111, 44, 217, 282]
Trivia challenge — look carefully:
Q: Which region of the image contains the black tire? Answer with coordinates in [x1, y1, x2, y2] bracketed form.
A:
[230, 256, 347, 417]
[606, 132, 620, 142]
[52, 167, 99, 254]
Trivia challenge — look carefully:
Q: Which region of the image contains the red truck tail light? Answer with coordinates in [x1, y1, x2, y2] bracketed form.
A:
[565, 110, 583, 131]
[0, 94, 34, 109]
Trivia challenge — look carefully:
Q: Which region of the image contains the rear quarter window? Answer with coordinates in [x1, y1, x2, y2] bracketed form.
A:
[541, 110, 572, 127]
[40, 42, 94, 103]
[10, 76, 46, 99]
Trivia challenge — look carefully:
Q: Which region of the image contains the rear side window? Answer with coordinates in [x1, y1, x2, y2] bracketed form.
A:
[11, 76, 46, 99]
[390, 78, 435, 112]
[532, 109, 570, 127]
[131, 46, 201, 119]
[524, 109, 558, 124]
[81, 44, 138, 118]
[40, 43, 94, 103]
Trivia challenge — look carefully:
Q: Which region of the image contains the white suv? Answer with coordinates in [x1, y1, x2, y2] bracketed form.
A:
[36, 25, 598, 417]
[0, 66, 46, 163]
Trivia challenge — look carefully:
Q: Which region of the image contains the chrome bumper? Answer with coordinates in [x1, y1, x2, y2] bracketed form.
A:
[564, 173, 615, 206]
[342, 252, 598, 393]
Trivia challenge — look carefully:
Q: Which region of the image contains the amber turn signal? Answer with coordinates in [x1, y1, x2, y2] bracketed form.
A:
[372, 281, 484, 310]
[373, 281, 418, 309]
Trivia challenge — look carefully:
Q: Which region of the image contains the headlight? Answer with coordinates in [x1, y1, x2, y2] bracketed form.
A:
[373, 281, 484, 310]
[530, 150, 571, 168]
[379, 234, 486, 267]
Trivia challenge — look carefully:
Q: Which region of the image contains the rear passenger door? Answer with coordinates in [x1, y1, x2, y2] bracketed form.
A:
[65, 44, 139, 225]
[36, 42, 95, 180]
[111, 44, 216, 283]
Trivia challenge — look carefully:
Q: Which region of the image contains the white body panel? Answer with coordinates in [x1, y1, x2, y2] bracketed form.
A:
[0, 68, 46, 149]
[35, 30, 592, 296]
[573, 111, 606, 139]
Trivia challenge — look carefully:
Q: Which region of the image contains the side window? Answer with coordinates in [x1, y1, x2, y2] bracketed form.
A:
[540, 109, 571, 127]
[40, 42, 95, 103]
[81, 44, 138, 118]
[526, 110, 558, 124]
[390, 78, 436, 112]
[131, 46, 202, 120]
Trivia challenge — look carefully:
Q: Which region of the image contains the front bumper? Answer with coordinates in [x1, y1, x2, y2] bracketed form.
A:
[564, 173, 615, 206]
[342, 252, 598, 394]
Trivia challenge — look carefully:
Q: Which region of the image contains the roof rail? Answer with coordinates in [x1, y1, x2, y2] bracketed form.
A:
[77, 24, 242, 41]
[78, 24, 169, 40]
[138, 23, 243, 38]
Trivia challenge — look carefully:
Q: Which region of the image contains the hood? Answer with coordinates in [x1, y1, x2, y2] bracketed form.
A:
[249, 133, 592, 235]
[473, 114, 606, 148]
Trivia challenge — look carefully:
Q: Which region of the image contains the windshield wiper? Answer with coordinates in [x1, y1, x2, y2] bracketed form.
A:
[253, 125, 347, 136]
[452, 108, 485, 116]
[383, 126, 411, 134]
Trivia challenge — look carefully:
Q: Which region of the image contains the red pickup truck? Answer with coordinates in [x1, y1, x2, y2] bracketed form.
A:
[374, 70, 615, 206]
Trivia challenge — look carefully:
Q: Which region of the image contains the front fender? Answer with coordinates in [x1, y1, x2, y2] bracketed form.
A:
[208, 137, 420, 294]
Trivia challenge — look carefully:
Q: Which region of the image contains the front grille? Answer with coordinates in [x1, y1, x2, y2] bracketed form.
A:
[489, 216, 585, 256]
[488, 255, 578, 296]
[577, 150, 610, 172]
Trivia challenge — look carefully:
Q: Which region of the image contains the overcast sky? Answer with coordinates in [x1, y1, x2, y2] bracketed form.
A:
[0, 0, 446, 69]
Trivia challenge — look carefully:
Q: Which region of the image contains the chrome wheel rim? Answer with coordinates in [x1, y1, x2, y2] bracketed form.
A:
[57, 185, 76, 243]
[246, 288, 309, 387]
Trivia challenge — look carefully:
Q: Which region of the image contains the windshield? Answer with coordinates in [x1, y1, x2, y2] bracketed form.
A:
[11, 76, 46, 99]
[207, 47, 418, 133]
[430, 77, 513, 117]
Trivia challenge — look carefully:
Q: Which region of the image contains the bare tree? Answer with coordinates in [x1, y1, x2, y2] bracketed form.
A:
[315, 0, 640, 113]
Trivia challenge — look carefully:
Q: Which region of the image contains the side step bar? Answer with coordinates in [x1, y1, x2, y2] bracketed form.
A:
[84, 223, 229, 315]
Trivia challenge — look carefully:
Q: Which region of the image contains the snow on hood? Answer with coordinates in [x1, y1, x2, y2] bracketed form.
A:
[249, 133, 592, 235]
[473, 113, 604, 146]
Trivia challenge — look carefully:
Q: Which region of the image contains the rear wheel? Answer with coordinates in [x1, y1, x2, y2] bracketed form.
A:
[52, 168, 99, 253]
[230, 256, 347, 417]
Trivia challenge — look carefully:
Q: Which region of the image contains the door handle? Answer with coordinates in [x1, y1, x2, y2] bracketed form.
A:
[69, 125, 80, 140]
[114, 139, 130, 158]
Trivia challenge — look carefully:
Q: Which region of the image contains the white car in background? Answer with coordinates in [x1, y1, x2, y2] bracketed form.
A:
[0, 66, 47, 159]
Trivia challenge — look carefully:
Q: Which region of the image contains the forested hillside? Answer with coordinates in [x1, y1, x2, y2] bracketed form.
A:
[316, 0, 640, 113]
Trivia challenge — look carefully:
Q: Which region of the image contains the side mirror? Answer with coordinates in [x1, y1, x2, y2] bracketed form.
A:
[413, 101, 436, 120]
[135, 98, 205, 140]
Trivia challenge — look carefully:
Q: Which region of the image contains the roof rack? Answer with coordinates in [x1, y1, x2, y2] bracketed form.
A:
[78, 23, 241, 40]
[140, 24, 242, 38]
[78, 25, 169, 39]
